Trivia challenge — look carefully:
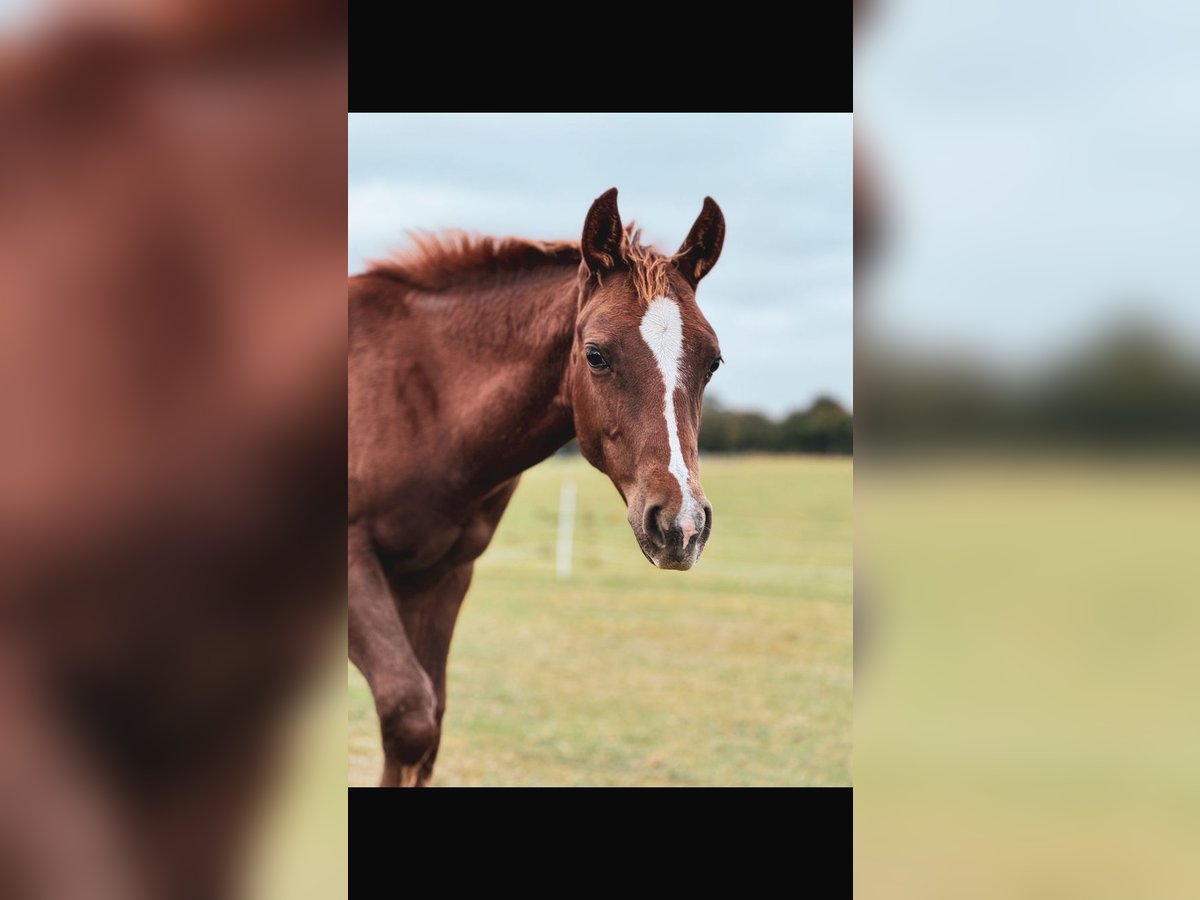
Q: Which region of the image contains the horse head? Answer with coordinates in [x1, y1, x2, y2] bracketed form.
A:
[568, 188, 725, 570]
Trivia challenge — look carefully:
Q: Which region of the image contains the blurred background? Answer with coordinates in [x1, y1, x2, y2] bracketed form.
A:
[0, 1, 346, 897]
[348, 113, 854, 786]
[856, 0, 1200, 895]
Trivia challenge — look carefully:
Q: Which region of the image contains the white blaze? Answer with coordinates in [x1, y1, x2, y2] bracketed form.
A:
[638, 296, 700, 537]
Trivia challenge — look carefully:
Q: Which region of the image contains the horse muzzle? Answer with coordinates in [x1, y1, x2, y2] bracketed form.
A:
[628, 497, 712, 571]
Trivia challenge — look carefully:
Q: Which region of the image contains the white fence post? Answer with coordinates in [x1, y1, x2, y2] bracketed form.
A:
[556, 482, 577, 580]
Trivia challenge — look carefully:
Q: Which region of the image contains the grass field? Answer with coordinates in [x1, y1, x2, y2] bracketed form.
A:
[855, 460, 1200, 896]
[348, 454, 852, 787]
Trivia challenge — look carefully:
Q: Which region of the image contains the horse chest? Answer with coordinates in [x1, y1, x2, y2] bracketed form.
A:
[374, 477, 520, 581]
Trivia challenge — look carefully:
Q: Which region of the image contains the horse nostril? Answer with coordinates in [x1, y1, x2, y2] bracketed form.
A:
[643, 504, 666, 547]
[702, 503, 713, 534]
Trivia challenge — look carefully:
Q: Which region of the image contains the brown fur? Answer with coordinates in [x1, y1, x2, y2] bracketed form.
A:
[0, 26, 346, 898]
[349, 188, 725, 786]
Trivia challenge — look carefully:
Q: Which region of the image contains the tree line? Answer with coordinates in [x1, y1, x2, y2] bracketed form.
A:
[555, 394, 854, 457]
[699, 395, 853, 455]
[860, 323, 1200, 451]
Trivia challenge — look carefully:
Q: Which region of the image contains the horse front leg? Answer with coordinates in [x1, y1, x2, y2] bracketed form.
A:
[348, 528, 438, 788]
[394, 562, 473, 786]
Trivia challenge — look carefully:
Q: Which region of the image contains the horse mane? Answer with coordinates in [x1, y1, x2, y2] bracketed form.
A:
[366, 225, 678, 303]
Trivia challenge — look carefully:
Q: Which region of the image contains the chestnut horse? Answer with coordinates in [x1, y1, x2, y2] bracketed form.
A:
[348, 188, 725, 786]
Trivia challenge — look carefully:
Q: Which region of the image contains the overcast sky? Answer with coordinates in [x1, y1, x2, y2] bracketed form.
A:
[858, 0, 1200, 364]
[349, 113, 853, 417]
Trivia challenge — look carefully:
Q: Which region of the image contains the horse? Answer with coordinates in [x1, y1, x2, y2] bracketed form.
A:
[348, 188, 725, 786]
[0, 24, 347, 897]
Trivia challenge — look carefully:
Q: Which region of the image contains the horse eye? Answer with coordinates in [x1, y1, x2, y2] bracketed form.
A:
[585, 347, 608, 369]
[709, 357, 722, 374]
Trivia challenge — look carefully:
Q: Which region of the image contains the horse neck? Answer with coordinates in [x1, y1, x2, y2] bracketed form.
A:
[436, 267, 579, 490]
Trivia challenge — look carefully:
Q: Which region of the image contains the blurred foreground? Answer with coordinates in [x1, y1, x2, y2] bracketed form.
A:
[0, 2, 345, 898]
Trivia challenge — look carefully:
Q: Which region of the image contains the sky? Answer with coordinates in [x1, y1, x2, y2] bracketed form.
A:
[857, 0, 1200, 366]
[348, 113, 853, 417]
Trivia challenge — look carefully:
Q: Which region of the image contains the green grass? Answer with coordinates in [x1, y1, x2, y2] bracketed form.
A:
[348, 454, 852, 786]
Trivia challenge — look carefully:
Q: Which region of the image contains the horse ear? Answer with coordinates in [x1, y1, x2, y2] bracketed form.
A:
[580, 187, 625, 275]
[675, 196, 725, 286]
